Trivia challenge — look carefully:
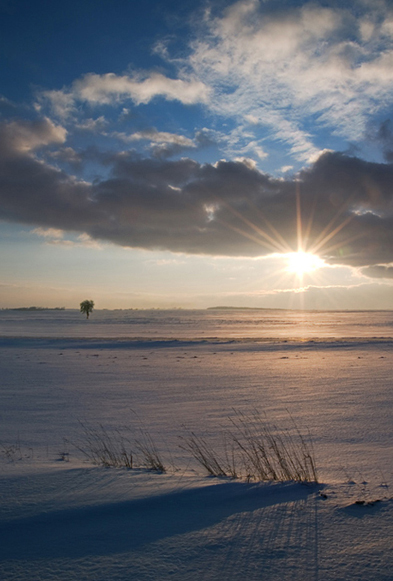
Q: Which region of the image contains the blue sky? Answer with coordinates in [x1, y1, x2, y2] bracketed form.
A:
[1, 0, 393, 309]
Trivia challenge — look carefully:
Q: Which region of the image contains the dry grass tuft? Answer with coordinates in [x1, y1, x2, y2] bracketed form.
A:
[135, 430, 166, 472]
[181, 410, 318, 483]
[72, 421, 166, 472]
[229, 410, 318, 483]
[72, 423, 134, 468]
[179, 432, 229, 477]
[72, 410, 317, 483]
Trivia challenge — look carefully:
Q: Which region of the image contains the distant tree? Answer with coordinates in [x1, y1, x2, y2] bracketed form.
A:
[80, 299, 94, 319]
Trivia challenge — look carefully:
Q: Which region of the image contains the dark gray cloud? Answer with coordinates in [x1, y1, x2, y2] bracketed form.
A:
[0, 117, 67, 157]
[361, 265, 393, 279]
[112, 127, 218, 160]
[1, 118, 393, 273]
[367, 119, 393, 162]
[150, 141, 193, 160]
[47, 147, 83, 169]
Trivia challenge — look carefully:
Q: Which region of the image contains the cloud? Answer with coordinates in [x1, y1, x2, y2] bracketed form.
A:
[47, 233, 102, 249]
[0, 118, 66, 155]
[32, 227, 64, 239]
[120, 129, 195, 148]
[361, 264, 393, 279]
[40, 72, 210, 118]
[32, 226, 101, 248]
[113, 128, 196, 158]
[75, 116, 108, 132]
[0, 119, 92, 229]
[185, 0, 393, 159]
[368, 119, 393, 161]
[1, 116, 393, 274]
[258, 281, 393, 310]
[29, 1, 393, 165]
[47, 146, 82, 167]
[37, 90, 75, 120]
[112, 127, 217, 158]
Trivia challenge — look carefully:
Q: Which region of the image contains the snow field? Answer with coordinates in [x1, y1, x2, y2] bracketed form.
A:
[0, 310, 392, 579]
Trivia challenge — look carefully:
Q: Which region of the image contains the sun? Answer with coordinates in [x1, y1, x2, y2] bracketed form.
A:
[286, 251, 324, 277]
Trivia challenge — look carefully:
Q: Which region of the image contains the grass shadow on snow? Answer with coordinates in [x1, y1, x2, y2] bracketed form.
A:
[0, 478, 319, 561]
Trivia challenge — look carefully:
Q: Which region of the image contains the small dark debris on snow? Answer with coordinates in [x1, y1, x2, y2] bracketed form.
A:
[353, 499, 382, 507]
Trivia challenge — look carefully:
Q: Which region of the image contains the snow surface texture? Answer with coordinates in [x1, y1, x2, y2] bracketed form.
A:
[0, 309, 392, 580]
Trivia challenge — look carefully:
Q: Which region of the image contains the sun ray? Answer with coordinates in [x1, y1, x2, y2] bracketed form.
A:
[210, 181, 362, 303]
[310, 214, 354, 255]
[245, 200, 294, 253]
[307, 191, 357, 255]
[296, 184, 303, 252]
[318, 229, 369, 259]
[220, 201, 290, 253]
[302, 189, 319, 254]
[216, 218, 283, 253]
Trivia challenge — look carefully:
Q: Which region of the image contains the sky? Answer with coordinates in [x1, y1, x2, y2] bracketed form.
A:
[1, 0, 393, 310]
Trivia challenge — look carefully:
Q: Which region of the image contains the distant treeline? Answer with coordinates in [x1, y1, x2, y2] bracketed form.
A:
[208, 306, 285, 311]
[4, 307, 66, 311]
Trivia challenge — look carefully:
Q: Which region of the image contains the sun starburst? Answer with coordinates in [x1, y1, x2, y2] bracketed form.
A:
[286, 251, 325, 278]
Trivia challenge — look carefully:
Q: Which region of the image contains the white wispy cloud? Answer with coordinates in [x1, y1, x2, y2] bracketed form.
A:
[37, 90, 75, 120]
[32, 227, 65, 239]
[184, 0, 393, 160]
[31, 1, 393, 165]
[40, 72, 211, 118]
[32, 228, 101, 248]
[75, 116, 108, 132]
[113, 129, 196, 148]
[280, 165, 294, 173]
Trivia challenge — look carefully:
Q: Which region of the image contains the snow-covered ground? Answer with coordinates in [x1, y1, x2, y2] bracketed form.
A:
[0, 309, 392, 580]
